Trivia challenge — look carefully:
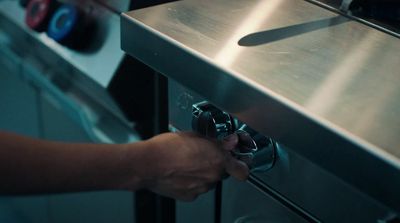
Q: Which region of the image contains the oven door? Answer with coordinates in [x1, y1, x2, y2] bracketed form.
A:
[221, 178, 310, 223]
[169, 79, 393, 223]
[169, 79, 310, 223]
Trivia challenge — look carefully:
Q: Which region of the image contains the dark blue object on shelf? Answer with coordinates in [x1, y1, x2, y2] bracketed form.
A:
[47, 4, 79, 43]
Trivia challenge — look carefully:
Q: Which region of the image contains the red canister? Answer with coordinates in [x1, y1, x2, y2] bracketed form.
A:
[25, 0, 59, 32]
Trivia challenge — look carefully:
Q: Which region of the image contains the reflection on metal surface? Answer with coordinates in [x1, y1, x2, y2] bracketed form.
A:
[121, 0, 400, 159]
[340, 0, 353, 11]
[234, 214, 293, 223]
[304, 30, 376, 116]
[235, 124, 276, 172]
[121, 0, 400, 212]
[214, 0, 284, 67]
[377, 213, 400, 223]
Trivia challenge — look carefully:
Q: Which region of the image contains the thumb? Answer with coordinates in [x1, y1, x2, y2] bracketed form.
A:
[225, 157, 249, 181]
[221, 133, 239, 151]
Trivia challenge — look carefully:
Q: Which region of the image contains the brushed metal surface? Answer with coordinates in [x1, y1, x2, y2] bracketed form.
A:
[121, 0, 400, 212]
[169, 79, 389, 222]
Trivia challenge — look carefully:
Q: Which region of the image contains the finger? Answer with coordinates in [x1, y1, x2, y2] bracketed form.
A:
[221, 133, 239, 151]
[225, 157, 249, 181]
[189, 183, 215, 197]
[195, 185, 211, 195]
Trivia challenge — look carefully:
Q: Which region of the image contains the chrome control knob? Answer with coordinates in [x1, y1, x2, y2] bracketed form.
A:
[234, 125, 276, 172]
[232, 130, 258, 165]
[191, 101, 234, 139]
[191, 102, 276, 172]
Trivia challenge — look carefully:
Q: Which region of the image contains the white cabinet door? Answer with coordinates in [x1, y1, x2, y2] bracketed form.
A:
[0, 40, 136, 223]
[0, 40, 49, 223]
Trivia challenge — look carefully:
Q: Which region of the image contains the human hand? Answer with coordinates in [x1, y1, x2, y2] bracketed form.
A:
[136, 132, 249, 201]
[0, 131, 246, 196]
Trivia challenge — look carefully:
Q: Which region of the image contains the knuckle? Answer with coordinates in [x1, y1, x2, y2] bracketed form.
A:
[208, 154, 224, 167]
[185, 184, 191, 190]
[186, 182, 199, 190]
[204, 171, 220, 182]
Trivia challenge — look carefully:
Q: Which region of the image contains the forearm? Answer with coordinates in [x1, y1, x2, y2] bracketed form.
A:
[0, 131, 146, 195]
[0, 131, 248, 200]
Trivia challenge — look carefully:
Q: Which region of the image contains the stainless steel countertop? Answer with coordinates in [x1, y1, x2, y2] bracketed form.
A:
[121, 0, 400, 212]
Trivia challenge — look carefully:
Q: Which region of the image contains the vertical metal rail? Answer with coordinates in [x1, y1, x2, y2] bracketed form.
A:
[153, 72, 175, 223]
[214, 183, 222, 223]
[135, 72, 175, 223]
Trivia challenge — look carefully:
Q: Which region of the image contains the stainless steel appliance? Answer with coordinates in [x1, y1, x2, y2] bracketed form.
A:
[121, 0, 400, 222]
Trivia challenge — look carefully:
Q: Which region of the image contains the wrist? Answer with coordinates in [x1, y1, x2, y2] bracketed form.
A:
[114, 140, 153, 191]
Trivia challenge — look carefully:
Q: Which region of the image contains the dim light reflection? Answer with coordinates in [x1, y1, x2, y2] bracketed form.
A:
[305, 31, 377, 116]
[350, 51, 398, 139]
[214, 0, 284, 67]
